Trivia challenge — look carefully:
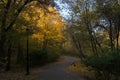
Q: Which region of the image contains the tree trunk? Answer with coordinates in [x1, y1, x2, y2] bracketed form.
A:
[85, 3, 98, 55]
[5, 41, 12, 71]
[86, 23, 98, 55]
[109, 20, 114, 50]
[72, 34, 86, 59]
[26, 28, 30, 75]
[0, 31, 6, 58]
[116, 17, 120, 51]
[0, 0, 11, 58]
[16, 39, 23, 64]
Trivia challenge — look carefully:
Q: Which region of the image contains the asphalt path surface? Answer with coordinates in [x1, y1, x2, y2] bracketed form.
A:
[39, 56, 87, 80]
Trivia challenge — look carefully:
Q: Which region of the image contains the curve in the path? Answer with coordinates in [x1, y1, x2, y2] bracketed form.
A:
[39, 56, 86, 80]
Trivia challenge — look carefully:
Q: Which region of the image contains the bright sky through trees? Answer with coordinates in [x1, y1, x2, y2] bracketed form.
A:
[1, 0, 120, 80]
[54, 0, 72, 20]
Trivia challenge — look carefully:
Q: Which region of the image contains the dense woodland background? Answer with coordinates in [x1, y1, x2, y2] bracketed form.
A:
[0, 0, 120, 80]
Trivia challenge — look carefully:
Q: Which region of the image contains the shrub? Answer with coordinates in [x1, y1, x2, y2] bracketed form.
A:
[84, 48, 120, 79]
[30, 47, 60, 66]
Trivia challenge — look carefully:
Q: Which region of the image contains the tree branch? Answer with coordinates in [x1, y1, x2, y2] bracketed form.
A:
[0, 0, 5, 5]
[1, 0, 11, 30]
[6, 0, 30, 31]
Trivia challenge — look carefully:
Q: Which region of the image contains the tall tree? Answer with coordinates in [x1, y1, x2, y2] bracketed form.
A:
[0, 0, 55, 72]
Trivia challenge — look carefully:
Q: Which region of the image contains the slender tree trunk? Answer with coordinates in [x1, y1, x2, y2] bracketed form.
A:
[116, 17, 120, 51]
[92, 29, 104, 53]
[0, 31, 6, 58]
[16, 40, 22, 64]
[5, 41, 12, 71]
[0, 0, 29, 58]
[109, 20, 114, 50]
[26, 28, 30, 75]
[85, 3, 98, 55]
[72, 34, 86, 59]
[77, 39, 86, 59]
[115, 23, 119, 52]
[86, 23, 98, 55]
[0, 0, 11, 57]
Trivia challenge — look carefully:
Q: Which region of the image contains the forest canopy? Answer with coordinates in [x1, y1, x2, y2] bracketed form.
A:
[0, 0, 120, 80]
[0, 0, 65, 73]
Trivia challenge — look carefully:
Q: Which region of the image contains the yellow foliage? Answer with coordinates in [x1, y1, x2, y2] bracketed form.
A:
[23, 13, 30, 21]
[48, 7, 55, 12]
[20, 2, 65, 46]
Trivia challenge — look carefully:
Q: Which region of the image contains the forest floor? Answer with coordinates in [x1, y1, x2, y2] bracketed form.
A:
[0, 56, 93, 80]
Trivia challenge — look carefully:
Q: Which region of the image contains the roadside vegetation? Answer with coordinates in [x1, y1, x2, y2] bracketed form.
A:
[0, 0, 120, 80]
[64, 0, 120, 80]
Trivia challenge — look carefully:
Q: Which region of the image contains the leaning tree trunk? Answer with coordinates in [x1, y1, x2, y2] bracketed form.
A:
[84, 3, 98, 56]
[72, 34, 86, 59]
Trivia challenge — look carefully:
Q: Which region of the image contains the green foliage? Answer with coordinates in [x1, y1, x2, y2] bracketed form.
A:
[84, 48, 120, 76]
[30, 47, 60, 66]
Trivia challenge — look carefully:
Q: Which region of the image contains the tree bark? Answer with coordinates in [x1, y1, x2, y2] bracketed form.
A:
[26, 28, 30, 75]
[0, 0, 11, 58]
[109, 20, 114, 50]
[5, 40, 12, 71]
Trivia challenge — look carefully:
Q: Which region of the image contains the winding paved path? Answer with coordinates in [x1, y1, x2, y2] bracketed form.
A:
[39, 56, 86, 80]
